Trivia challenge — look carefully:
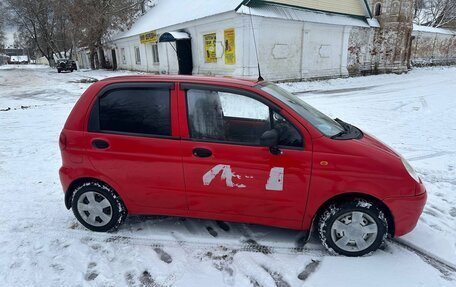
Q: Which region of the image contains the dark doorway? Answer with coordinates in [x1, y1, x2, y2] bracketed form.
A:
[176, 39, 193, 75]
[111, 49, 118, 71]
[159, 32, 193, 75]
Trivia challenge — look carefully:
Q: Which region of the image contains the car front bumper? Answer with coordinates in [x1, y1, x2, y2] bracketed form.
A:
[383, 184, 427, 237]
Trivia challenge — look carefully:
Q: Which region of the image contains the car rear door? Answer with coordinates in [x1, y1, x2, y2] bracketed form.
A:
[177, 83, 312, 228]
[84, 82, 187, 214]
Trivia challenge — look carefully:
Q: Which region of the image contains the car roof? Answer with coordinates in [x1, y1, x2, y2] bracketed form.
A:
[100, 75, 262, 87]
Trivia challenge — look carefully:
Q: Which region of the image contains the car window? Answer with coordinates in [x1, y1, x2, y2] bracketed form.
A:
[273, 112, 303, 147]
[218, 91, 270, 120]
[259, 83, 344, 137]
[186, 88, 302, 147]
[98, 88, 171, 136]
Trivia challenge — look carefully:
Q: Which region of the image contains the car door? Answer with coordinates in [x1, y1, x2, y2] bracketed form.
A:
[178, 83, 312, 225]
[85, 82, 187, 213]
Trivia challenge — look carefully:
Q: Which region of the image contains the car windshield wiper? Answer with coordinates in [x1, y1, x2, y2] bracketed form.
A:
[331, 118, 349, 139]
[331, 118, 364, 140]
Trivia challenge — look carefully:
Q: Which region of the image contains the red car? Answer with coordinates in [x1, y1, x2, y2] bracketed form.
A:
[59, 75, 426, 256]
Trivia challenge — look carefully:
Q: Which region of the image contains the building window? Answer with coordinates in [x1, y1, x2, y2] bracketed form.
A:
[134, 46, 141, 65]
[121, 48, 126, 64]
[374, 3, 382, 17]
[152, 44, 159, 64]
[391, 1, 400, 16]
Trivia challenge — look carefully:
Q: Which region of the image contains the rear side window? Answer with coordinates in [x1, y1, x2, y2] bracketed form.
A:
[90, 87, 171, 136]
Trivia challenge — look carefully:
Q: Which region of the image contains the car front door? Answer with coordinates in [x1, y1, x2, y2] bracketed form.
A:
[178, 83, 312, 227]
[85, 82, 187, 213]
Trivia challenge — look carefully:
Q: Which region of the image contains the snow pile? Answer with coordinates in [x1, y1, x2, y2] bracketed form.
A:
[113, 0, 241, 40]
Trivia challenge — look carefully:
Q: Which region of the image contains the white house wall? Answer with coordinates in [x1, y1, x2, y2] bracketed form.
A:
[301, 22, 349, 79]
[154, 12, 243, 76]
[243, 15, 350, 81]
[114, 38, 163, 73]
[113, 12, 241, 75]
[241, 16, 302, 80]
[112, 12, 353, 81]
[190, 16, 245, 75]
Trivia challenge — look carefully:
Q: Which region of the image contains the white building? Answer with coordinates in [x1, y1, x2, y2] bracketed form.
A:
[107, 0, 379, 81]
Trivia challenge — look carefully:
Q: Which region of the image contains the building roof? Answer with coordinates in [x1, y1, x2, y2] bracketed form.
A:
[259, 0, 369, 17]
[112, 0, 374, 41]
[113, 0, 242, 40]
[236, 4, 370, 28]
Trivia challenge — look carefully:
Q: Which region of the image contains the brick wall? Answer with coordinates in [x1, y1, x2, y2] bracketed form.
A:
[411, 28, 456, 66]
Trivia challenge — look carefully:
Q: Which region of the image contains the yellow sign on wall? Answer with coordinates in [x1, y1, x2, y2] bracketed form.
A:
[140, 31, 158, 44]
[224, 28, 236, 65]
[204, 33, 217, 63]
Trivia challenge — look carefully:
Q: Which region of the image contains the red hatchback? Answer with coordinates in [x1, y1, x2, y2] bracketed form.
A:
[59, 75, 426, 256]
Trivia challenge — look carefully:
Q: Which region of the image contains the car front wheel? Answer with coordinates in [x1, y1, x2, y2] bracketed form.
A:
[71, 181, 127, 232]
[318, 199, 388, 256]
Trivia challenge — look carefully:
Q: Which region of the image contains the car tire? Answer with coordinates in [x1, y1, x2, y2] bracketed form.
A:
[71, 181, 127, 232]
[318, 199, 388, 257]
[57, 69, 61, 73]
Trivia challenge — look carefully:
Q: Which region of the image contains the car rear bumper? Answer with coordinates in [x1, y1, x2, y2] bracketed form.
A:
[383, 185, 427, 237]
[59, 166, 72, 193]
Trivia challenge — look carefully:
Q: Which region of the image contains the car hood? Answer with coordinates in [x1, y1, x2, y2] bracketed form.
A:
[314, 129, 401, 161]
[360, 132, 400, 157]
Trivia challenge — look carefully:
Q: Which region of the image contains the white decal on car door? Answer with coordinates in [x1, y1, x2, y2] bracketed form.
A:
[202, 164, 246, 188]
[203, 164, 284, 191]
[265, 167, 284, 191]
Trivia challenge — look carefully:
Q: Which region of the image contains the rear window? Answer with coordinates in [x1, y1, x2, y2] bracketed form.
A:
[95, 88, 171, 136]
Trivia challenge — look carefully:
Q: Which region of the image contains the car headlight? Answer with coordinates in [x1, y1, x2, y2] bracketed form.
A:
[401, 157, 420, 183]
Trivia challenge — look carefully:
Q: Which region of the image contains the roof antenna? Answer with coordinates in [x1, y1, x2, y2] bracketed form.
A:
[248, 5, 264, 81]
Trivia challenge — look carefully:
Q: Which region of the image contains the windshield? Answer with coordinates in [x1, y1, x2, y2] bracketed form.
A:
[259, 83, 344, 137]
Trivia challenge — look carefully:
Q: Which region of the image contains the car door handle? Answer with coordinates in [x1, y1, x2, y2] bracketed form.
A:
[92, 139, 110, 149]
[193, 148, 212, 158]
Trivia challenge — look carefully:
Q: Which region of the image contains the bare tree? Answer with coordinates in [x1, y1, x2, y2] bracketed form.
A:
[0, 1, 6, 49]
[414, 0, 456, 28]
[5, 0, 148, 68]
[68, 0, 146, 69]
[6, 0, 74, 65]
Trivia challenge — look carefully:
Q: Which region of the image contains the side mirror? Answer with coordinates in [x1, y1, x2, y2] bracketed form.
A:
[260, 129, 281, 155]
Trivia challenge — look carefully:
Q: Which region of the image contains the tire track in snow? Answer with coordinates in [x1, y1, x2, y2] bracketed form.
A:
[70, 230, 456, 280]
[408, 151, 455, 161]
[4, 227, 327, 256]
[392, 239, 456, 279]
[4, 224, 455, 279]
[3, 226, 455, 283]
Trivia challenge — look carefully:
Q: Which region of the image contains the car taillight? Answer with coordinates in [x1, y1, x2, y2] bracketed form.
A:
[59, 132, 67, 150]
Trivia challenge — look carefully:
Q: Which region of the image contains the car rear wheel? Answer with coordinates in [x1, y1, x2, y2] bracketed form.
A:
[318, 199, 388, 256]
[71, 181, 127, 232]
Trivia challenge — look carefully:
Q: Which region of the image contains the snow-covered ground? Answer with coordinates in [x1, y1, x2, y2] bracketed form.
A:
[0, 65, 455, 286]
